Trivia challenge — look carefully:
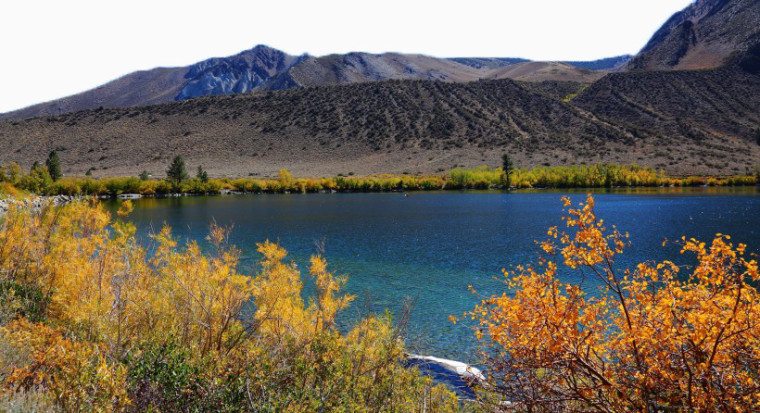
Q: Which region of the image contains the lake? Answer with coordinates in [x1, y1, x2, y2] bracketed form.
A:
[107, 187, 760, 362]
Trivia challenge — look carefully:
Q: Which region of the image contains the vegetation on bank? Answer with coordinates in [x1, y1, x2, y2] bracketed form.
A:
[0, 159, 757, 198]
[1, 192, 760, 410]
[0, 200, 457, 411]
[462, 195, 760, 411]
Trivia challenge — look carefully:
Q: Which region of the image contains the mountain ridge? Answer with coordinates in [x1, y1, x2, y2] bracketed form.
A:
[0, 46, 629, 121]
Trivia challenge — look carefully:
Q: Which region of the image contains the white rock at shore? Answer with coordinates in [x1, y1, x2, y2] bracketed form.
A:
[406, 354, 485, 382]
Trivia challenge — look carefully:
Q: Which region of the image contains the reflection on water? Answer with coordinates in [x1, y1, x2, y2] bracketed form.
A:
[106, 187, 760, 361]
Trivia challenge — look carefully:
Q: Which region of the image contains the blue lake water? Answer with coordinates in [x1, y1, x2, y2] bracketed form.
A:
[107, 187, 760, 362]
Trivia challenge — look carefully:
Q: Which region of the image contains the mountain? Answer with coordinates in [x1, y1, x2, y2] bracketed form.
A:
[446, 57, 530, 70]
[628, 0, 760, 71]
[487, 62, 605, 84]
[3, 0, 760, 177]
[568, 0, 760, 175]
[281, 52, 487, 86]
[0, 67, 190, 121]
[565, 55, 632, 71]
[450, 56, 632, 71]
[0, 45, 627, 121]
[175, 45, 303, 99]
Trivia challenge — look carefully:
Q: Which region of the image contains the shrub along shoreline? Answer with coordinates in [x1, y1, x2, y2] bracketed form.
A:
[0, 163, 757, 198]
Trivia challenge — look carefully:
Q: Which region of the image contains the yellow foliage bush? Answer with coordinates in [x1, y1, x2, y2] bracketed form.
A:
[2, 319, 129, 412]
[0, 199, 457, 411]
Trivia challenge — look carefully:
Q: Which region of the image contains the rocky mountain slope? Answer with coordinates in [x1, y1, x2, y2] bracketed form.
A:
[0, 46, 626, 121]
[574, 67, 760, 172]
[175, 45, 303, 100]
[2, 74, 758, 178]
[629, 0, 760, 71]
[0, 79, 635, 177]
[0, 67, 190, 121]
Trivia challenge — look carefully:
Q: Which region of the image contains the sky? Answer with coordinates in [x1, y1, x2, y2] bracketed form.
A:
[0, 0, 694, 113]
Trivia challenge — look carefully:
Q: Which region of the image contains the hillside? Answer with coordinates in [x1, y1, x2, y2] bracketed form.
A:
[574, 67, 760, 173]
[0, 67, 190, 121]
[0, 79, 636, 178]
[487, 62, 605, 84]
[2, 74, 758, 178]
[564, 55, 632, 71]
[284, 52, 486, 85]
[629, 0, 760, 71]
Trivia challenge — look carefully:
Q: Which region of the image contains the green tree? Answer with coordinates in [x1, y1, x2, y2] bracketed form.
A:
[166, 156, 189, 185]
[45, 151, 62, 181]
[501, 153, 514, 188]
[139, 171, 150, 181]
[196, 166, 209, 183]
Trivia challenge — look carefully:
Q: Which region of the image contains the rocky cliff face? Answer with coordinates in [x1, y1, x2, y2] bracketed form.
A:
[175, 45, 304, 99]
[629, 0, 760, 71]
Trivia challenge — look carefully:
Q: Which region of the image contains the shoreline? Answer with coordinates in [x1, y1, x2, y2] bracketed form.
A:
[3, 183, 758, 212]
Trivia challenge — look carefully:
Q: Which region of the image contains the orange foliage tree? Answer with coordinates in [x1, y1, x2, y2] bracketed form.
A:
[469, 194, 760, 411]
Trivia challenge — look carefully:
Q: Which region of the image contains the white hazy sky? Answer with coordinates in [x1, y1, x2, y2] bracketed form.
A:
[0, 0, 693, 113]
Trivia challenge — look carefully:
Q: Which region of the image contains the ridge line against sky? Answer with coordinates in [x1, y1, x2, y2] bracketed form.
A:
[0, 0, 694, 113]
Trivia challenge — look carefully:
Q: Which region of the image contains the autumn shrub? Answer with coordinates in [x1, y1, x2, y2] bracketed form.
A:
[468, 194, 760, 411]
[2, 319, 130, 412]
[448, 166, 503, 189]
[17, 165, 52, 194]
[0, 182, 23, 197]
[0, 199, 457, 411]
